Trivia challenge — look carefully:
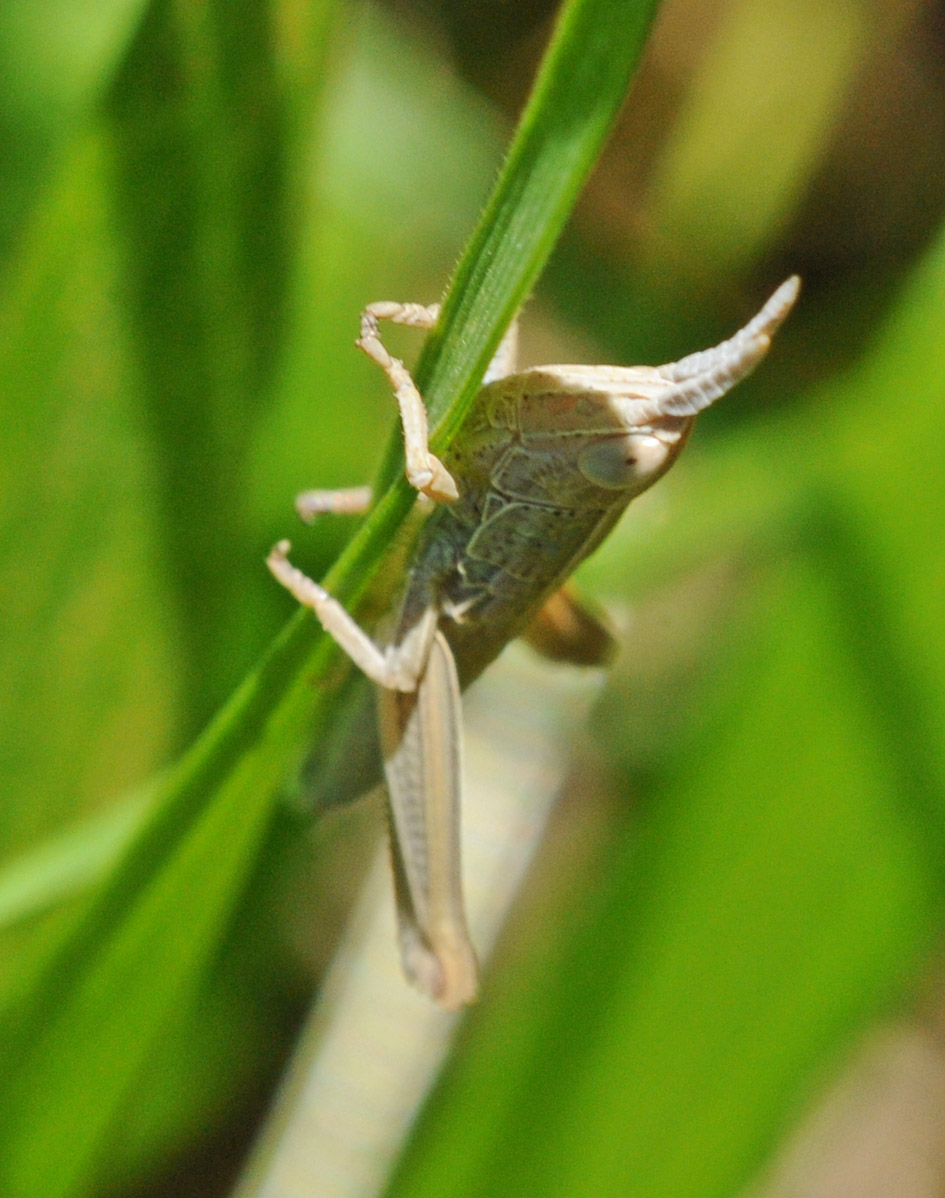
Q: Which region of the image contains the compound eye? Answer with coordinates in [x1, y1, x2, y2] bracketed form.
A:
[577, 434, 671, 490]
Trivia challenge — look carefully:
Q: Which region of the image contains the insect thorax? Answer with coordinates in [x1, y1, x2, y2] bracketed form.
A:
[395, 465, 627, 689]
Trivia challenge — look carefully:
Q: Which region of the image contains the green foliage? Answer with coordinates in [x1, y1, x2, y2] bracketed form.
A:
[0, 0, 943, 1195]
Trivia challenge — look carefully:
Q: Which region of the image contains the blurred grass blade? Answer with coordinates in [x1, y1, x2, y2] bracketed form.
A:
[0, 0, 663, 1194]
[0, 0, 148, 271]
[106, 0, 340, 737]
[643, 0, 869, 279]
[0, 130, 179, 858]
[0, 790, 153, 930]
[0, 739, 282, 1197]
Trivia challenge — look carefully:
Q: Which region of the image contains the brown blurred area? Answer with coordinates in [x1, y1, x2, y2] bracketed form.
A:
[394, 0, 945, 273]
[744, 973, 945, 1197]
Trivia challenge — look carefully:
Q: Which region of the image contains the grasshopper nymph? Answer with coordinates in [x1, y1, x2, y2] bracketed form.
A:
[268, 277, 799, 1009]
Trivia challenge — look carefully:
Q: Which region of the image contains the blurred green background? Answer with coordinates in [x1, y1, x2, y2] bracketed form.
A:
[1, 0, 945, 1194]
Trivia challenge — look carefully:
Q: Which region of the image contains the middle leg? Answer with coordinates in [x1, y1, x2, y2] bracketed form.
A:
[295, 485, 373, 524]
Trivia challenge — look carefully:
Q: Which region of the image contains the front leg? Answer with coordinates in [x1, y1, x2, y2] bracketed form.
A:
[356, 301, 460, 504]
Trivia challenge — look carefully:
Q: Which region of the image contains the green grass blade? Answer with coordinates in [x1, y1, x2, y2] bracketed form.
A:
[0, 791, 153, 930]
[0, 0, 149, 269]
[106, 0, 341, 736]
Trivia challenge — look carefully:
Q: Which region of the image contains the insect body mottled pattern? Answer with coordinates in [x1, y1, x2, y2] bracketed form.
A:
[268, 277, 799, 1009]
[397, 388, 685, 688]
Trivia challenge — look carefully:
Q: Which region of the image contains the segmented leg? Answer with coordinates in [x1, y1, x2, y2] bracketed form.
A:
[267, 540, 436, 692]
[295, 485, 373, 524]
[270, 298, 462, 688]
[357, 302, 459, 504]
